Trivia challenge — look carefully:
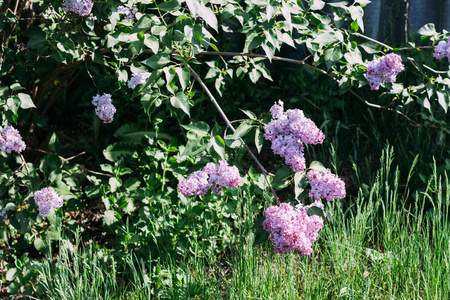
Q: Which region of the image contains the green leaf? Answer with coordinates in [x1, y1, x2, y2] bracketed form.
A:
[437, 90, 449, 113]
[348, 6, 364, 32]
[309, 161, 328, 172]
[34, 237, 50, 254]
[261, 41, 276, 61]
[103, 143, 134, 162]
[254, 127, 264, 153]
[417, 23, 437, 36]
[354, 0, 371, 6]
[176, 67, 191, 91]
[231, 121, 253, 139]
[132, 15, 153, 33]
[27, 28, 46, 49]
[144, 35, 159, 54]
[124, 178, 141, 191]
[104, 210, 119, 226]
[109, 177, 122, 193]
[186, 0, 218, 32]
[324, 47, 343, 70]
[307, 206, 326, 218]
[170, 93, 190, 116]
[244, 33, 263, 52]
[312, 31, 338, 47]
[39, 153, 63, 174]
[10, 83, 24, 91]
[6, 268, 18, 281]
[35, 237, 48, 255]
[309, 0, 325, 10]
[17, 93, 35, 109]
[240, 109, 257, 120]
[7, 282, 20, 294]
[7, 96, 20, 115]
[157, 0, 181, 11]
[142, 53, 171, 69]
[48, 132, 60, 152]
[359, 42, 380, 54]
[273, 166, 294, 184]
[327, 1, 348, 7]
[294, 172, 308, 199]
[181, 138, 209, 157]
[181, 121, 211, 137]
[211, 135, 226, 159]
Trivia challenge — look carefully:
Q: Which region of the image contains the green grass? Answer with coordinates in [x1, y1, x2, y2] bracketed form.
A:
[34, 146, 450, 299]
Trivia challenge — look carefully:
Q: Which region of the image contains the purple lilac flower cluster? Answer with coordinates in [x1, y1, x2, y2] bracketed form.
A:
[92, 94, 116, 123]
[366, 53, 404, 90]
[433, 37, 450, 60]
[262, 202, 324, 255]
[62, 0, 93, 16]
[118, 5, 137, 19]
[178, 160, 240, 196]
[307, 169, 346, 201]
[128, 72, 151, 89]
[264, 101, 325, 172]
[0, 126, 26, 154]
[34, 187, 63, 218]
[0, 208, 7, 222]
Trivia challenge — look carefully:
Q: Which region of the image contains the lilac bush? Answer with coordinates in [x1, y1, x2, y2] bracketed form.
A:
[0, 208, 6, 222]
[177, 170, 210, 196]
[366, 53, 405, 90]
[307, 169, 346, 201]
[61, 0, 93, 16]
[433, 37, 450, 60]
[0, 126, 26, 154]
[34, 187, 63, 218]
[264, 100, 325, 172]
[178, 160, 240, 196]
[118, 5, 137, 20]
[262, 202, 324, 255]
[128, 73, 152, 89]
[92, 94, 116, 123]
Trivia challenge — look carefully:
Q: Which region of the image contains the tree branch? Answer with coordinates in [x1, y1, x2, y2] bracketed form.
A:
[187, 64, 279, 203]
[199, 51, 418, 126]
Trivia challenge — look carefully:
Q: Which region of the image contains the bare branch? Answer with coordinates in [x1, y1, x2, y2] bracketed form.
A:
[187, 64, 280, 203]
[199, 51, 417, 125]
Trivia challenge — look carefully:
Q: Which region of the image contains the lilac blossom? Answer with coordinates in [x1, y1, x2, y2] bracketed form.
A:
[264, 101, 324, 172]
[62, 0, 93, 16]
[0, 208, 7, 222]
[34, 187, 64, 218]
[127, 72, 151, 89]
[263, 202, 324, 255]
[307, 169, 346, 201]
[433, 38, 450, 60]
[366, 53, 404, 90]
[177, 170, 210, 196]
[204, 160, 240, 195]
[118, 5, 137, 20]
[178, 160, 241, 196]
[0, 126, 26, 154]
[92, 93, 116, 123]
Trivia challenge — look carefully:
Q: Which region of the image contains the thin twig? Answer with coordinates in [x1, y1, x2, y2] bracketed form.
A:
[345, 30, 393, 51]
[422, 64, 448, 74]
[20, 154, 30, 175]
[347, 89, 418, 126]
[199, 51, 418, 126]
[187, 64, 280, 203]
[396, 46, 434, 51]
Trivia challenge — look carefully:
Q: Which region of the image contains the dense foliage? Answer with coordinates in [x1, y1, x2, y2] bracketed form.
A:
[1, 0, 450, 297]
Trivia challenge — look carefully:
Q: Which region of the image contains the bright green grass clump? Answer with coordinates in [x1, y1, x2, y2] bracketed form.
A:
[36, 146, 450, 299]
